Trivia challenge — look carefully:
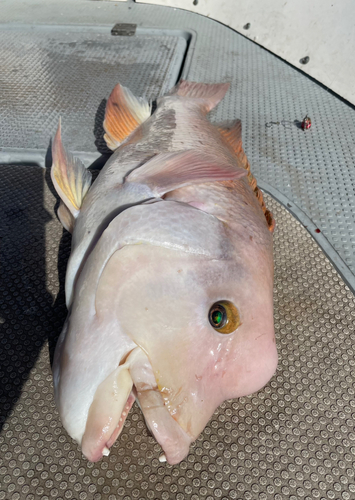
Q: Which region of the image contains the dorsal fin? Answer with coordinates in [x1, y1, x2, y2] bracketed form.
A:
[126, 150, 247, 197]
[51, 119, 92, 222]
[168, 80, 230, 113]
[218, 120, 275, 233]
[103, 83, 151, 151]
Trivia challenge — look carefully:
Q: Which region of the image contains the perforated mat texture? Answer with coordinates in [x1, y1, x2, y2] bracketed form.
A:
[1, 165, 354, 500]
[0, 26, 186, 153]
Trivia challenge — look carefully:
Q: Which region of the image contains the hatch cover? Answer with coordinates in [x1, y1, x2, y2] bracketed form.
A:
[0, 25, 188, 159]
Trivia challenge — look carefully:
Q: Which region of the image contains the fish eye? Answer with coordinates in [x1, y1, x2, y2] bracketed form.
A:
[208, 301, 241, 334]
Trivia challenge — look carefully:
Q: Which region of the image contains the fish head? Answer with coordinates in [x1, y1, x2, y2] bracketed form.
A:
[93, 222, 277, 462]
[54, 202, 277, 465]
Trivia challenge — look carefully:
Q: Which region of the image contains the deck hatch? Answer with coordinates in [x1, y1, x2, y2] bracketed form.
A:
[0, 25, 188, 154]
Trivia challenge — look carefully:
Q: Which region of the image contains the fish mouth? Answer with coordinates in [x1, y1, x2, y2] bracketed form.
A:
[129, 349, 193, 465]
[81, 347, 192, 464]
[132, 381, 192, 465]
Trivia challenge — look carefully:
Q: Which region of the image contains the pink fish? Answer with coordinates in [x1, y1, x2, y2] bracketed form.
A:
[51, 80, 277, 465]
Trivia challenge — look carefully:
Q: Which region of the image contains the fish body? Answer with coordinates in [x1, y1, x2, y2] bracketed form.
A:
[51, 81, 277, 465]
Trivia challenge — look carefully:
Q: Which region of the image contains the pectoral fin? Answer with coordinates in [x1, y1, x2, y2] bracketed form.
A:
[103, 83, 151, 150]
[126, 150, 247, 196]
[51, 119, 92, 220]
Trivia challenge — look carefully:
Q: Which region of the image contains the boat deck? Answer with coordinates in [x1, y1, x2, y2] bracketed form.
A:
[1, 2, 354, 499]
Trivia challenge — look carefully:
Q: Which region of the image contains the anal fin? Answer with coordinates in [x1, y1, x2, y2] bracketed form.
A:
[103, 83, 151, 151]
[217, 120, 246, 167]
[218, 120, 275, 233]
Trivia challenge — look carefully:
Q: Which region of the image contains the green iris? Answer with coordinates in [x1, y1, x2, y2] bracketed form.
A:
[211, 309, 224, 327]
[209, 304, 227, 329]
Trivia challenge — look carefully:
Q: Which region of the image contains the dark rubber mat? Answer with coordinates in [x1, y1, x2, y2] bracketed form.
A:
[1, 165, 354, 500]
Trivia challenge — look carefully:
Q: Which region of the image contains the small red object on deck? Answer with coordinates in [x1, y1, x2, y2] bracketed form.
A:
[301, 115, 311, 130]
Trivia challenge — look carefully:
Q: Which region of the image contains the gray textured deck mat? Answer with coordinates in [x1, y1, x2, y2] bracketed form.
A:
[1, 165, 355, 500]
[0, 25, 186, 153]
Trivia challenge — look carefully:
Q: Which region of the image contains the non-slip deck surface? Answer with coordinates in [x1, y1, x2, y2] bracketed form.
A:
[1, 165, 354, 500]
[0, 26, 186, 153]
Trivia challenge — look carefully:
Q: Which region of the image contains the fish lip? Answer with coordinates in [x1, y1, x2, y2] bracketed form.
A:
[84, 446, 107, 463]
[106, 391, 136, 449]
[133, 385, 193, 465]
[83, 391, 135, 463]
[81, 344, 139, 463]
[126, 348, 194, 464]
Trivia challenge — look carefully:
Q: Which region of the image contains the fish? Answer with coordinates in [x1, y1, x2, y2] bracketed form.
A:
[51, 80, 278, 465]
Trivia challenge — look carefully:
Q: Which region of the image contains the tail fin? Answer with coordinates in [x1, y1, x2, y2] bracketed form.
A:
[168, 80, 230, 113]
